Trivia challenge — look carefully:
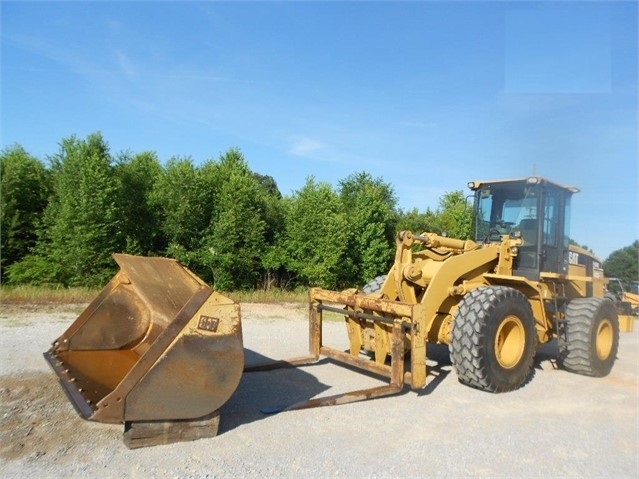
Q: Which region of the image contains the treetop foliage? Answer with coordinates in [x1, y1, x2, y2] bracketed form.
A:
[0, 144, 50, 278]
[2, 133, 636, 291]
[604, 241, 639, 290]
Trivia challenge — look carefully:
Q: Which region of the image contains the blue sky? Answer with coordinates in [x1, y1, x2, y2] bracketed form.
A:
[2, 1, 637, 260]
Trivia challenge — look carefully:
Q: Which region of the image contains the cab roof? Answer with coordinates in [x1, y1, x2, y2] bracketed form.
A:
[467, 176, 580, 194]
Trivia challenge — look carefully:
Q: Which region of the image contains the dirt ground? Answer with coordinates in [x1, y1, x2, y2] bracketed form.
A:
[1, 302, 637, 478]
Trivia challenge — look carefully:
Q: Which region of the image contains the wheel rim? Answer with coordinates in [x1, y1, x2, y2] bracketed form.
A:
[596, 319, 614, 360]
[494, 315, 526, 369]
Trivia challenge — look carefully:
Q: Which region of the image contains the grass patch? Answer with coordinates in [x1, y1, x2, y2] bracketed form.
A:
[0, 285, 99, 304]
[226, 288, 308, 304]
[319, 310, 349, 322]
[0, 285, 310, 305]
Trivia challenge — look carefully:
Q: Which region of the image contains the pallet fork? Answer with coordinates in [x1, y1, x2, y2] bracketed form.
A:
[244, 288, 428, 411]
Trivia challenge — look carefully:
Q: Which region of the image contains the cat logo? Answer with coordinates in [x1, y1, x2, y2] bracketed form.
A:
[568, 251, 580, 265]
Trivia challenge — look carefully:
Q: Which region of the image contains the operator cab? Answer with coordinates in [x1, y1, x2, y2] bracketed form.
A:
[468, 177, 579, 280]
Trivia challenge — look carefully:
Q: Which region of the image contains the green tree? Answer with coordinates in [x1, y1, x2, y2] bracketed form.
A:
[261, 196, 295, 289]
[396, 207, 437, 235]
[9, 133, 123, 286]
[396, 191, 472, 240]
[430, 190, 473, 239]
[252, 173, 285, 289]
[338, 172, 397, 285]
[150, 157, 212, 254]
[0, 145, 50, 281]
[200, 149, 269, 290]
[278, 177, 349, 288]
[115, 151, 164, 255]
[253, 172, 282, 199]
[604, 241, 639, 288]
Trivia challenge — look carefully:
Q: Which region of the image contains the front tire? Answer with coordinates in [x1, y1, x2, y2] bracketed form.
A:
[558, 298, 619, 377]
[451, 286, 537, 392]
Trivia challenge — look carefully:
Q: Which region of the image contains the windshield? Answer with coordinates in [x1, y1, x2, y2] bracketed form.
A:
[474, 184, 539, 242]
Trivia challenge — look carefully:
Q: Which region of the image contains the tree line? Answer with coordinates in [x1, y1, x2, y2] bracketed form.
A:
[1, 132, 472, 291]
[2, 132, 636, 291]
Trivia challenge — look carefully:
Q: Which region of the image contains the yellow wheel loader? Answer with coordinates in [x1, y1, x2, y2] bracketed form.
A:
[45, 176, 622, 447]
[606, 277, 639, 329]
[259, 176, 621, 403]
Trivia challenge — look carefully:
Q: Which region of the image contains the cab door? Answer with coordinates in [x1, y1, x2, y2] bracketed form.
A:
[539, 186, 569, 275]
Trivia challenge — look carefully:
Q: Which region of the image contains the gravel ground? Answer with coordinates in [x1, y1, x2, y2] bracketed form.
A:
[0, 302, 637, 478]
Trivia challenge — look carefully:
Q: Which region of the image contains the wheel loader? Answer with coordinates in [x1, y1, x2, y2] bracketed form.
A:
[606, 277, 639, 322]
[45, 176, 622, 447]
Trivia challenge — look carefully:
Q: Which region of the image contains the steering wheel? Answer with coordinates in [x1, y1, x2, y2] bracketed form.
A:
[485, 228, 503, 243]
[495, 220, 514, 229]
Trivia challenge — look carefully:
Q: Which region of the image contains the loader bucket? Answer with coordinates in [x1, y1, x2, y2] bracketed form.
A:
[44, 254, 244, 425]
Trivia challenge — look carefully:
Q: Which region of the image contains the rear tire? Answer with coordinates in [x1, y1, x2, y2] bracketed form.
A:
[451, 286, 536, 392]
[558, 298, 619, 377]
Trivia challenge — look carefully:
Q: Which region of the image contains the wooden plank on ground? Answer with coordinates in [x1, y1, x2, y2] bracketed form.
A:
[123, 411, 220, 449]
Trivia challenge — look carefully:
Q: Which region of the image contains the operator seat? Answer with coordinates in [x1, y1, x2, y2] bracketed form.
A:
[518, 218, 537, 245]
[517, 218, 538, 269]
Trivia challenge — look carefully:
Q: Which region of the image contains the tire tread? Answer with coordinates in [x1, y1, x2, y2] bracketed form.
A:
[558, 297, 619, 377]
[451, 286, 535, 393]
